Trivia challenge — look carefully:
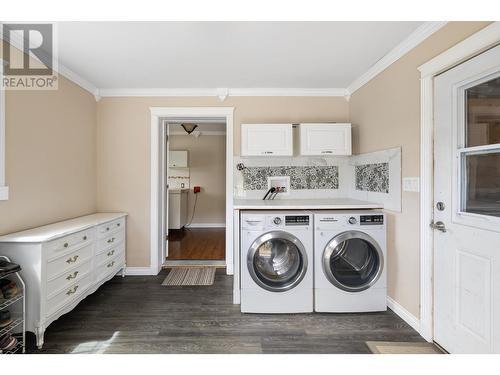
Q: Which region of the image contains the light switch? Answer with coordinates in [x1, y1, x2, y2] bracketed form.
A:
[403, 177, 420, 192]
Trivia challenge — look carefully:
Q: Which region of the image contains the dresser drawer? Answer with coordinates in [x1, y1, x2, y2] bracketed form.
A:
[45, 229, 94, 260]
[96, 242, 125, 266]
[46, 244, 93, 279]
[96, 252, 125, 283]
[46, 259, 92, 298]
[97, 217, 125, 238]
[46, 272, 92, 317]
[97, 229, 125, 253]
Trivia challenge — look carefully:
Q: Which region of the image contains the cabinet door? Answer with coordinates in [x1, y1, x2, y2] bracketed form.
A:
[299, 123, 352, 155]
[241, 124, 293, 156]
[169, 150, 188, 167]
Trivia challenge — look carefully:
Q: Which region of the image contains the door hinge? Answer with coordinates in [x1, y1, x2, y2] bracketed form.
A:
[165, 235, 169, 241]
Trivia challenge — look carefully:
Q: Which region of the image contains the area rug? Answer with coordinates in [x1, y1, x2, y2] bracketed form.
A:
[366, 341, 443, 354]
[162, 267, 216, 286]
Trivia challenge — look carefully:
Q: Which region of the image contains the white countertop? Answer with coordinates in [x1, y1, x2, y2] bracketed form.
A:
[0, 212, 127, 243]
[233, 198, 383, 210]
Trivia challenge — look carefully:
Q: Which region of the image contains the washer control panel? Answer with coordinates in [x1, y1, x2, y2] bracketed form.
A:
[285, 215, 310, 226]
[360, 215, 384, 225]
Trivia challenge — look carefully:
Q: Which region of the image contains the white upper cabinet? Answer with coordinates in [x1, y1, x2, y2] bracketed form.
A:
[169, 150, 188, 168]
[299, 123, 352, 156]
[241, 123, 293, 156]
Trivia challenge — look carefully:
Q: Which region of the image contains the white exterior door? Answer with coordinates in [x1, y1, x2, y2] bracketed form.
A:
[433, 45, 500, 353]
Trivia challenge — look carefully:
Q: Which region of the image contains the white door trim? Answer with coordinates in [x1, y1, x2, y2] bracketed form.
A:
[418, 22, 500, 342]
[150, 107, 234, 276]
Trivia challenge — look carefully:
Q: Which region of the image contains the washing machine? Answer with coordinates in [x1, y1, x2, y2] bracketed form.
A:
[314, 210, 387, 312]
[240, 210, 313, 313]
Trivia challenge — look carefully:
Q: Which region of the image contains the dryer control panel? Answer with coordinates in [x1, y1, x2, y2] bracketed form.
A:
[360, 215, 384, 225]
[285, 215, 310, 226]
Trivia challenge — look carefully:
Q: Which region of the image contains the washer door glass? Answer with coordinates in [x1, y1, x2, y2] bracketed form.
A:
[323, 231, 383, 292]
[249, 232, 307, 292]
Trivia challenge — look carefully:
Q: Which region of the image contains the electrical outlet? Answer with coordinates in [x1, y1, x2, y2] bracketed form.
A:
[267, 176, 290, 195]
[403, 177, 420, 192]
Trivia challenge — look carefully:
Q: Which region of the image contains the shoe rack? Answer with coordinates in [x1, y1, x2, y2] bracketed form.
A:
[0, 256, 25, 354]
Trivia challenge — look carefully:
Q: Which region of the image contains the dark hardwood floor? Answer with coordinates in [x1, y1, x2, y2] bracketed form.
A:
[28, 270, 425, 354]
[167, 228, 225, 260]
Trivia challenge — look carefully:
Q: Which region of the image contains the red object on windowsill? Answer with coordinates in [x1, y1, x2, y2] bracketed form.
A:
[193, 186, 201, 194]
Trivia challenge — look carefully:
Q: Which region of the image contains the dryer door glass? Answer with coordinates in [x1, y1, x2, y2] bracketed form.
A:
[323, 232, 383, 292]
[249, 232, 307, 292]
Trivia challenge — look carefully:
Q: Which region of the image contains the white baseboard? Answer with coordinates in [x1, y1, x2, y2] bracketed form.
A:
[185, 223, 226, 228]
[125, 267, 156, 276]
[387, 296, 421, 334]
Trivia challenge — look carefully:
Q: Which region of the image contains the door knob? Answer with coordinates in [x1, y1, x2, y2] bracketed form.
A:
[430, 221, 447, 232]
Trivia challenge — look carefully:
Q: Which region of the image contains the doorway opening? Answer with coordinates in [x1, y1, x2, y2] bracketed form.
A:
[164, 119, 227, 267]
[150, 107, 234, 278]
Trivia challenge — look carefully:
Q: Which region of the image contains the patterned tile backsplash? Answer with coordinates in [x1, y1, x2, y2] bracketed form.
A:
[242, 166, 339, 190]
[355, 163, 389, 193]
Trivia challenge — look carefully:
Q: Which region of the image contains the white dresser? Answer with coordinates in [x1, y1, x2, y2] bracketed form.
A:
[0, 212, 127, 348]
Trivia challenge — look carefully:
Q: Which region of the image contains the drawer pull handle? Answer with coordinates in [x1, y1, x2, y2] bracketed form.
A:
[63, 242, 69, 248]
[66, 285, 79, 295]
[107, 261, 115, 268]
[107, 237, 115, 244]
[107, 249, 115, 257]
[83, 235, 87, 241]
[321, 150, 333, 154]
[66, 255, 79, 264]
[66, 271, 79, 280]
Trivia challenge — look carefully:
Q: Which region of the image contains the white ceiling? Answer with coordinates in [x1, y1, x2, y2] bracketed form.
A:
[56, 22, 423, 91]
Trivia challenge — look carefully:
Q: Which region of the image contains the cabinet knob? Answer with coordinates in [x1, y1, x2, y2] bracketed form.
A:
[63, 242, 69, 248]
[83, 235, 87, 241]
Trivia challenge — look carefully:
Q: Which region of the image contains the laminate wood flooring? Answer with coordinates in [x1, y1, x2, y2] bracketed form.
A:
[28, 270, 427, 354]
[167, 228, 225, 260]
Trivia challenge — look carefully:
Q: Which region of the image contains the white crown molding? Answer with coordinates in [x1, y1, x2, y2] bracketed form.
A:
[99, 87, 349, 98]
[1, 26, 100, 100]
[347, 21, 448, 95]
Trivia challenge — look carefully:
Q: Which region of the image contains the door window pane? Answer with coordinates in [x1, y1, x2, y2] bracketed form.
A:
[466, 76, 500, 147]
[462, 151, 500, 217]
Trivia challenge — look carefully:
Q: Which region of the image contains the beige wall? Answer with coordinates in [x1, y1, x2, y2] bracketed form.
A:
[349, 21, 491, 317]
[0, 76, 97, 235]
[96, 97, 349, 266]
[170, 135, 226, 225]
